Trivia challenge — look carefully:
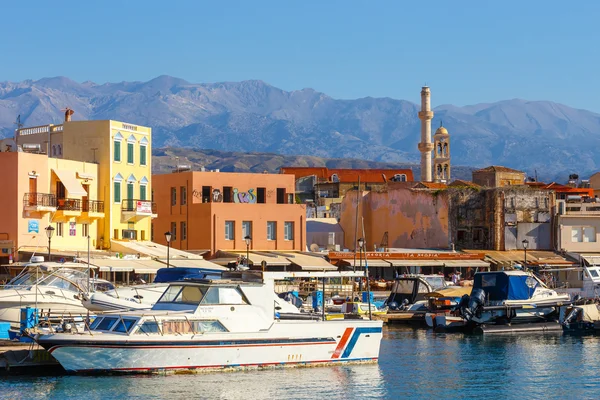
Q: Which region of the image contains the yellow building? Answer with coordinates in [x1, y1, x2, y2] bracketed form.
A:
[11, 116, 154, 252]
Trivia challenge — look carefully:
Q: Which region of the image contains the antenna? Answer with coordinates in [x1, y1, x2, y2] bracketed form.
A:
[14, 115, 23, 130]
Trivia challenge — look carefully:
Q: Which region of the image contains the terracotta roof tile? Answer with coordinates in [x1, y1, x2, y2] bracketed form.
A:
[412, 182, 448, 189]
[448, 179, 481, 188]
[473, 165, 525, 174]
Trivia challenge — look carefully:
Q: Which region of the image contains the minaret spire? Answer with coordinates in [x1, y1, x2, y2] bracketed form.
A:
[417, 86, 434, 182]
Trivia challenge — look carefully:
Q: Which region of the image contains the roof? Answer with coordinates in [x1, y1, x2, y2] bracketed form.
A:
[448, 179, 481, 188]
[434, 126, 449, 135]
[525, 182, 594, 196]
[413, 182, 448, 189]
[473, 165, 525, 174]
[279, 167, 414, 183]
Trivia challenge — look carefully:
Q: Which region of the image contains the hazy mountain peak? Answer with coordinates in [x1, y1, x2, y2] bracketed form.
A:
[0, 75, 599, 181]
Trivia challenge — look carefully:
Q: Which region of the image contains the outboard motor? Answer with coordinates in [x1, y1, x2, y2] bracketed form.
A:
[462, 288, 486, 321]
[400, 298, 410, 311]
[388, 301, 399, 311]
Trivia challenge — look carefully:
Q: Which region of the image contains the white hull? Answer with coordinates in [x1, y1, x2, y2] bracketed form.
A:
[83, 284, 167, 312]
[0, 292, 87, 328]
[39, 320, 382, 373]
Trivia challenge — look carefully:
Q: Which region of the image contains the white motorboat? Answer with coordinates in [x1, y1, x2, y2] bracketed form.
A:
[35, 271, 382, 373]
[0, 260, 113, 328]
[458, 270, 571, 325]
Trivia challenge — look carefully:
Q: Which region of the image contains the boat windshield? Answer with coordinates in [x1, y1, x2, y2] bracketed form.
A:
[4, 268, 86, 292]
[423, 276, 446, 290]
[157, 284, 248, 305]
[5, 272, 49, 288]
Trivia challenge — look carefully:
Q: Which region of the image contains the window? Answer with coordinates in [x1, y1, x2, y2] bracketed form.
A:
[181, 222, 187, 240]
[127, 182, 134, 200]
[267, 221, 276, 240]
[56, 222, 63, 237]
[56, 181, 66, 199]
[114, 140, 121, 162]
[223, 187, 232, 203]
[114, 181, 121, 203]
[57, 145, 62, 156]
[113, 319, 137, 333]
[202, 186, 211, 203]
[277, 188, 285, 204]
[288, 193, 294, 204]
[242, 221, 252, 239]
[331, 174, 340, 183]
[257, 188, 266, 204]
[171, 222, 177, 241]
[171, 187, 177, 205]
[572, 227, 596, 243]
[225, 221, 235, 240]
[127, 142, 134, 164]
[82, 223, 89, 237]
[140, 185, 147, 201]
[136, 321, 160, 335]
[97, 317, 119, 330]
[181, 186, 187, 205]
[140, 145, 147, 166]
[284, 222, 294, 240]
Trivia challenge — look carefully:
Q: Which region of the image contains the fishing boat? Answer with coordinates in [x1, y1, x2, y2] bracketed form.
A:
[383, 275, 448, 324]
[35, 270, 382, 373]
[458, 270, 571, 327]
[0, 258, 112, 328]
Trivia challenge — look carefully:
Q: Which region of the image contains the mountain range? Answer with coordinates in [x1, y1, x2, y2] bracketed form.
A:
[1, 75, 600, 181]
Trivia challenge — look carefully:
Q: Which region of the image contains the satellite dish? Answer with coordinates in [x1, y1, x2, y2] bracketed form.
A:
[310, 243, 320, 252]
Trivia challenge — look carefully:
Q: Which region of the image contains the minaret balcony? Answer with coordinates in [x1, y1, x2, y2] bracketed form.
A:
[418, 143, 434, 152]
[418, 111, 434, 119]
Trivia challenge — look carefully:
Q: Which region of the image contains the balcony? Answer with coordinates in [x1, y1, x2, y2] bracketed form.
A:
[56, 198, 82, 218]
[23, 193, 57, 213]
[559, 199, 600, 217]
[81, 200, 105, 220]
[121, 199, 157, 222]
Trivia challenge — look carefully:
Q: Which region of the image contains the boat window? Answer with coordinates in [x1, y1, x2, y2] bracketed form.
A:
[89, 317, 103, 330]
[113, 318, 137, 333]
[200, 287, 248, 305]
[481, 275, 497, 287]
[41, 276, 79, 292]
[394, 280, 415, 294]
[417, 282, 431, 293]
[162, 319, 228, 334]
[158, 285, 184, 302]
[136, 321, 160, 334]
[590, 269, 599, 278]
[96, 317, 118, 331]
[424, 277, 446, 290]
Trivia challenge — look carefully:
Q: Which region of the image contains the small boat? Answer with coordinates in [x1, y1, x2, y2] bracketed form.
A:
[562, 303, 600, 335]
[383, 275, 448, 324]
[458, 270, 571, 327]
[0, 259, 112, 328]
[424, 287, 472, 332]
[35, 271, 383, 374]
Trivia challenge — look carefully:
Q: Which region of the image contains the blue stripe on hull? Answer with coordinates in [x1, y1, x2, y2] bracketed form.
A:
[341, 327, 382, 358]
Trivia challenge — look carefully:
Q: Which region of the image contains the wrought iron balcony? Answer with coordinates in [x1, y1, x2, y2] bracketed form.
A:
[57, 198, 81, 211]
[23, 193, 57, 209]
[82, 200, 104, 213]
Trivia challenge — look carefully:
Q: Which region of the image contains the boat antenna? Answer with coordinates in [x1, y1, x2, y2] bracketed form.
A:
[362, 217, 372, 320]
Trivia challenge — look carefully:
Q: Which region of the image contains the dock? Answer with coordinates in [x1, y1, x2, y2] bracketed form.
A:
[0, 340, 63, 375]
[374, 311, 426, 325]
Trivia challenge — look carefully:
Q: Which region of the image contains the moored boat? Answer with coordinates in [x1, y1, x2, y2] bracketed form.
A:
[35, 270, 383, 373]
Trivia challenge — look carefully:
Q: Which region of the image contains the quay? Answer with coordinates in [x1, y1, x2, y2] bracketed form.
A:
[0, 340, 62, 375]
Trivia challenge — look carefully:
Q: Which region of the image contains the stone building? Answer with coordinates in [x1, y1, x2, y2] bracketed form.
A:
[472, 166, 526, 187]
[448, 187, 554, 251]
[433, 123, 451, 183]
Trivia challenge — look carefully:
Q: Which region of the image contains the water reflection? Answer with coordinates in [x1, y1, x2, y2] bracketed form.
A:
[3, 327, 600, 399]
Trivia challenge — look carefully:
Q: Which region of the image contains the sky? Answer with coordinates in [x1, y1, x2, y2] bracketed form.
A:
[2, 0, 599, 110]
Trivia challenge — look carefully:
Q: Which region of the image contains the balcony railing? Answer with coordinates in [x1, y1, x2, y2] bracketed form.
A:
[82, 200, 104, 213]
[57, 198, 81, 211]
[121, 199, 157, 213]
[23, 193, 57, 208]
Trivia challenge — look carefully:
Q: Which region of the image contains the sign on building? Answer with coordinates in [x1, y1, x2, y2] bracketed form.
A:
[69, 222, 76, 236]
[28, 220, 39, 233]
[136, 201, 152, 214]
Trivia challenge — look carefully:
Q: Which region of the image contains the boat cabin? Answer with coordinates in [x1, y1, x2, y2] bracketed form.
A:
[386, 275, 447, 306]
[473, 271, 541, 303]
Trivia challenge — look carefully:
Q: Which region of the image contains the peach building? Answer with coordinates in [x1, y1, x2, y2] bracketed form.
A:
[152, 171, 306, 255]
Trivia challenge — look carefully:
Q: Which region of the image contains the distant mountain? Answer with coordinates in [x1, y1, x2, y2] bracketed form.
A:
[2, 76, 600, 181]
[151, 147, 475, 181]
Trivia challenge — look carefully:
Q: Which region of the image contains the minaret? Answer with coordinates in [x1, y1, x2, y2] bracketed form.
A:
[433, 122, 451, 183]
[417, 86, 434, 182]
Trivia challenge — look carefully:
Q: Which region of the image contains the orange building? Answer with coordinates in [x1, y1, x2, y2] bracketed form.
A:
[152, 171, 306, 255]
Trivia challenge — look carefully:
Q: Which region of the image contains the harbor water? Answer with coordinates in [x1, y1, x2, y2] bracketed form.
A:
[2, 326, 600, 399]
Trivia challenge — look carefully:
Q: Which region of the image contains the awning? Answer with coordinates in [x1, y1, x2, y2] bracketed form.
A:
[342, 259, 392, 267]
[385, 259, 445, 267]
[76, 172, 95, 180]
[229, 252, 290, 266]
[86, 259, 136, 272]
[441, 260, 490, 268]
[53, 169, 87, 196]
[109, 240, 206, 260]
[163, 258, 227, 270]
[130, 259, 169, 274]
[285, 254, 337, 271]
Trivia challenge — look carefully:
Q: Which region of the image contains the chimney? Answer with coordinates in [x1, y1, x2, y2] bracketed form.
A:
[64, 108, 74, 122]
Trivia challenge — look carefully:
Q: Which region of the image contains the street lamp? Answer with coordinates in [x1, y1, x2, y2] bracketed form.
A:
[45, 226, 55, 261]
[165, 231, 172, 268]
[522, 239, 529, 269]
[244, 235, 251, 269]
[358, 237, 365, 291]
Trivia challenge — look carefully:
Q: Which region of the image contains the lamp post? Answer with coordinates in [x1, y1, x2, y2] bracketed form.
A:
[165, 231, 172, 268]
[358, 237, 365, 291]
[522, 239, 529, 270]
[244, 235, 251, 269]
[45, 225, 55, 262]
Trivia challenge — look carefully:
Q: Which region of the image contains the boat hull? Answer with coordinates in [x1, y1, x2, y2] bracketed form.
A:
[37, 321, 383, 373]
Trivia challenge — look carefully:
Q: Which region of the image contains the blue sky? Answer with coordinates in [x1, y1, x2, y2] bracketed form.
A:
[2, 1, 598, 110]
